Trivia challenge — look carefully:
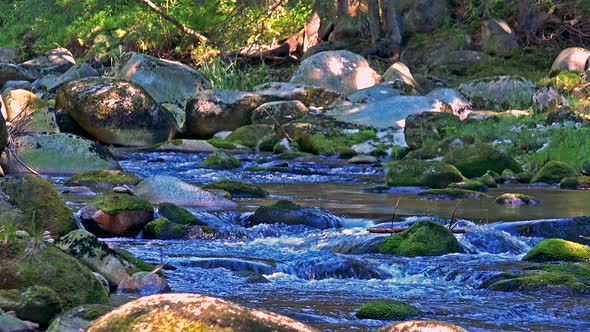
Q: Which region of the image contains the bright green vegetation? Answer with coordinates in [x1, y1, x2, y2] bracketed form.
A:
[203, 180, 268, 198]
[0, 175, 76, 236]
[379, 220, 464, 257]
[201, 151, 241, 169]
[207, 138, 240, 150]
[157, 202, 205, 225]
[92, 194, 153, 215]
[524, 239, 590, 262]
[311, 129, 377, 156]
[560, 176, 590, 189]
[444, 143, 522, 178]
[355, 299, 422, 320]
[225, 125, 275, 150]
[386, 159, 466, 189]
[65, 170, 141, 187]
[551, 70, 587, 93]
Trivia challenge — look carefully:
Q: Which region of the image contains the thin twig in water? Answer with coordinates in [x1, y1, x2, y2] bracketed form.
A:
[448, 199, 463, 230]
[261, 107, 293, 143]
[390, 198, 400, 229]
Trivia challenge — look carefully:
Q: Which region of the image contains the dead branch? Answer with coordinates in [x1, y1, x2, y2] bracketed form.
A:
[140, 0, 209, 43]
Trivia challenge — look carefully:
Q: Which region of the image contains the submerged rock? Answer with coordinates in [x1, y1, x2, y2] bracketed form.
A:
[0, 174, 75, 236]
[378, 320, 468, 332]
[86, 293, 318, 332]
[418, 188, 490, 200]
[245, 200, 340, 229]
[134, 175, 237, 207]
[0, 133, 121, 174]
[290, 50, 381, 95]
[495, 193, 539, 206]
[379, 220, 463, 257]
[356, 299, 422, 320]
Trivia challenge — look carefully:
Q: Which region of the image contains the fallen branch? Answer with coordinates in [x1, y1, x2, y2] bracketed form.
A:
[139, 0, 209, 43]
[579, 235, 590, 241]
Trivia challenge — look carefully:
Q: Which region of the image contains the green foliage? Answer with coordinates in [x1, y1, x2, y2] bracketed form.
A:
[560, 176, 590, 189]
[312, 129, 377, 156]
[551, 70, 586, 93]
[199, 58, 275, 91]
[355, 299, 422, 320]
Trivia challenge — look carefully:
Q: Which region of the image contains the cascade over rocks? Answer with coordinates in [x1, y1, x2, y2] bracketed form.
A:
[113, 52, 211, 108]
[245, 200, 341, 229]
[290, 50, 381, 95]
[86, 293, 318, 332]
[56, 77, 178, 146]
[0, 133, 121, 174]
[327, 96, 452, 130]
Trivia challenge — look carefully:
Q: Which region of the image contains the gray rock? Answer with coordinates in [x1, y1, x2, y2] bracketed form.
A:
[117, 271, 167, 295]
[426, 88, 471, 117]
[253, 81, 341, 107]
[532, 86, 568, 113]
[347, 83, 404, 103]
[379, 320, 467, 332]
[23, 107, 60, 133]
[114, 52, 211, 108]
[0, 132, 121, 174]
[0, 63, 34, 86]
[0, 46, 18, 63]
[46, 304, 113, 332]
[185, 89, 267, 137]
[493, 216, 590, 244]
[135, 175, 238, 207]
[2, 80, 33, 92]
[21, 47, 76, 77]
[326, 96, 452, 129]
[0, 311, 36, 332]
[458, 76, 536, 110]
[290, 50, 381, 95]
[56, 77, 178, 146]
[481, 19, 519, 55]
[382, 62, 420, 94]
[428, 50, 487, 75]
[550, 47, 590, 75]
[42, 64, 99, 91]
[252, 100, 309, 125]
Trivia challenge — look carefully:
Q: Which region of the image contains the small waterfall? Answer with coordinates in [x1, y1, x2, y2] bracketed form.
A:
[459, 225, 531, 255]
[170, 257, 275, 275]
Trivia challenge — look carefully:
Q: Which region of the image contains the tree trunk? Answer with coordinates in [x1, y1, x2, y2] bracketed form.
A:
[381, 0, 402, 47]
[337, 0, 350, 19]
[367, 0, 383, 43]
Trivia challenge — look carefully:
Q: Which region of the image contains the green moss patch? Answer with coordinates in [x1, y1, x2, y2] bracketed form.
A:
[157, 202, 205, 225]
[531, 160, 580, 183]
[378, 220, 464, 257]
[311, 129, 377, 156]
[550, 70, 586, 93]
[418, 188, 490, 200]
[444, 143, 521, 178]
[355, 299, 422, 320]
[386, 159, 466, 189]
[524, 239, 590, 262]
[65, 170, 141, 188]
[560, 176, 590, 189]
[226, 124, 275, 150]
[201, 151, 241, 169]
[203, 180, 268, 198]
[448, 180, 488, 192]
[92, 194, 153, 215]
[144, 218, 187, 240]
[207, 138, 240, 150]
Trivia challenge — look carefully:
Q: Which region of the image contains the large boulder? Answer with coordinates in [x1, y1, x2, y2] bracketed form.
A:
[143, 217, 189, 240]
[290, 50, 381, 95]
[2, 89, 45, 121]
[56, 77, 177, 146]
[0, 175, 75, 236]
[0, 133, 121, 174]
[56, 230, 151, 287]
[481, 19, 519, 55]
[346, 83, 404, 103]
[0, 240, 109, 324]
[404, 112, 461, 149]
[523, 238, 590, 262]
[86, 293, 318, 332]
[378, 320, 468, 332]
[113, 52, 211, 108]
[425, 88, 471, 116]
[378, 220, 463, 256]
[41, 64, 99, 92]
[550, 47, 590, 75]
[458, 76, 536, 110]
[253, 82, 342, 107]
[251, 100, 309, 125]
[0, 63, 35, 86]
[21, 48, 76, 77]
[46, 304, 113, 332]
[78, 194, 154, 237]
[382, 62, 419, 94]
[327, 96, 452, 130]
[244, 200, 340, 229]
[385, 159, 466, 189]
[444, 143, 521, 178]
[134, 175, 238, 207]
[531, 160, 580, 183]
[185, 90, 267, 137]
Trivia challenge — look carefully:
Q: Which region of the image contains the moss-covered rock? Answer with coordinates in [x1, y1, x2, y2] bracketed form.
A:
[418, 188, 490, 200]
[479, 172, 498, 188]
[378, 220, 464, 257]
[226, 124, 275, 150]
[524, 239, 590, 262]
[444, 143, 521, 178]
[65, 170, 141, 189]
[550, 70, 586, 93]
[86, 293, 318, 332]
[488, 270, 590, 294]
[560, 176, 590, 189]
[355, 299, 422, 320]
[448, 180, 488, 192]
[157, 202, 205, 225]
[378, 320, 468, 332]
[56, 229, 151, 287]
[0, 240, 109, 321]
[46, 304, 113, 332]
[203, 179, 268, 198]
[201, 151, 241, 169]
[245, 200, 340, 229]
[206, 137, 241, 150]
[404, 111, 460, 150]
[0, 286, 62, 327]
[143, 218, 188, 240]
[0, 174, 76, 236]
[385, 159, 466, 189]
[495, 193, 539, 205]
[516, 171, 534, 183]
[457, 75, 536, 110]
[531, 161, 580, 183]
[140, 139, 218, 153]
[78, 194, 154, 237]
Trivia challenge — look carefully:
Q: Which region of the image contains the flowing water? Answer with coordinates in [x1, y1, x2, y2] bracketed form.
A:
[59, 151, 590, 331]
